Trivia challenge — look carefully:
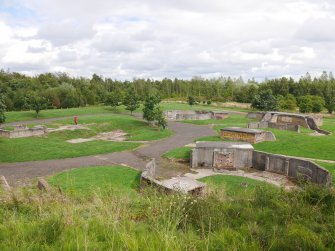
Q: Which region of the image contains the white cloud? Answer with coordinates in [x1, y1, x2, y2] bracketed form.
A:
[0, 0, 335, 80]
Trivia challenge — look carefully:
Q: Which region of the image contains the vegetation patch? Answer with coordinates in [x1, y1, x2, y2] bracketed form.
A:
[0, 114, 172, 163]
[49, 166, 141, 195]
[199, 175, 277, 196]
[0, 181, 334, 250]
[163, 146, 192, 160]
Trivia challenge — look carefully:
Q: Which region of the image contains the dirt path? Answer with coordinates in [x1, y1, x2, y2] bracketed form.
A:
[0, 119, 216, 185]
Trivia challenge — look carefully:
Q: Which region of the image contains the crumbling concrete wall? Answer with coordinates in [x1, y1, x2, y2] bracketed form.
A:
[247, 112, 329, 135]
[191, 142, 254, 170]
[252, 151, 332, 186]
[141, 159, 206, 195]
[0, 125, 47, 138]
[164, 110, 228, 121]
[246, 112, 265, 120]
[248, 122, 300, 132]
[220, 127, 276, 144]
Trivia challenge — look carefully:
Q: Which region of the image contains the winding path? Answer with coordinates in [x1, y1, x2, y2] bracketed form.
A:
[0, 115, 217, 185]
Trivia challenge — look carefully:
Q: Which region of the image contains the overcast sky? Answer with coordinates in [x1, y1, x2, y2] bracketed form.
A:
[0, 0, 334, 80]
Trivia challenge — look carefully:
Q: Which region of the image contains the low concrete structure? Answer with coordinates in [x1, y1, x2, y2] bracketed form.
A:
[141, 159, 206, 195]
[191, 142, 254, 170]
[247, 111, 330, 135]
[220, 127, 276, 144]
[191, 142, 332, 186]
[248, 121, 300, 132]
[164, 110, 229, 121]
[252, 151, 332, 186]
[0, 125, 47, 138]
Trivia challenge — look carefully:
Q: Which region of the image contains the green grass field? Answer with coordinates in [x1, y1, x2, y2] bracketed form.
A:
[49, 166, 141, 196]
[199, 175, 277, 196]
[3, 102, 249, 124]
[1, 168, 334, 250]
[182, 114, 335, 161]
[0, 114, 172, 163]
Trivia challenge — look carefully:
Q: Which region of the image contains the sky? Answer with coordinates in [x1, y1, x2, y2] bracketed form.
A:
[0, 0, 334, 80]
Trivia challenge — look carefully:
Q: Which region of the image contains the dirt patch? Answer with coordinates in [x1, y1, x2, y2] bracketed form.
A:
[95, 130, 127, 142]
[48, 124, 93, 132]
[66, 129, 148, 144]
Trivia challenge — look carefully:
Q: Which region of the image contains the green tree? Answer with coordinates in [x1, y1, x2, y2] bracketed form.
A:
[105, 92, 121, 110]
[123, 88, 140, 115]
[297, 96, 313, 113]
[324, 95, 335, 114]
[143, 95, 161, 123]
[188, 96, 195, 106]
[311, 96, 325, 113]
[251, 90, 278, 111]
[279, 94, 297, 111]
[153, 106, 167, 130]
[28, 94, 48, 118]
[0, 94, 6, 124]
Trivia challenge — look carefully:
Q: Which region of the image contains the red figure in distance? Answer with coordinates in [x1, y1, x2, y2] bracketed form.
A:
[74, 116, 78, 125]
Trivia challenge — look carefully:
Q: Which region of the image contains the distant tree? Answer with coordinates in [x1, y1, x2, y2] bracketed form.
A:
[123, 88, 140, 115]
[279, 94, 297, 111]
[311, 96, 325, 113]
[143, 95, 161, 123]
[0, 94, 6, 124]
[28, 94, 48, 118]
[207, 100, 212, 105]
[297, 96, 313, 113]
[153, 106, 167, 130]
[324, 95, 335, 114]
[188, 96, 195, 106]
[105, 92, 121, 110]
[251, 90, 278, 111]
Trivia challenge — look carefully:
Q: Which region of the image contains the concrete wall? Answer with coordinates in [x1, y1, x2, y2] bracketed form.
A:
[248, 121, 300, 132]
[0, 126, 46, 138]
[191, 146, 253, 170]
[220, 129, 275, 143]
[252, 151, 332, 186]
[164, 110, 228, 121]
[246, 112, 265, 120]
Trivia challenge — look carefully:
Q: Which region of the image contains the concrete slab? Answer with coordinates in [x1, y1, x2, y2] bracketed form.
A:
[160, 177, 206, 193]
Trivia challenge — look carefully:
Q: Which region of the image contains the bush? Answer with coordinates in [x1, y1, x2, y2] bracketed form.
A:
[279, 94, 297, 111]
[298, 95, 325, 113]
[251, 90, 278, 111]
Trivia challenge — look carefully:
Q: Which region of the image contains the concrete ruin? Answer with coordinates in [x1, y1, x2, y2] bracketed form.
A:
[247, 111, 330, 135]
[141, 159, 206, 195]
[191, 141, 332, 186]
[0, 125, 47, 138]
[248, 121, 300, 132]
[220, 127, 276, 144]
[164, 110, 229, 121]
[191, 142, 254, 171]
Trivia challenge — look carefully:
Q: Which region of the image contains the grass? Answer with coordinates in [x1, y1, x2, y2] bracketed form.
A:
[0, 174, 334, 250]
[48, 166, 141, 196]
[0, 114, 172, 163]
[182, 114, 335, 162]
[163, 147, 193, 160]
[199, 175, 277, 196]
[253, 118, 335, 161]
[4, 106, 121, 123]
[4, 102, 250, 124]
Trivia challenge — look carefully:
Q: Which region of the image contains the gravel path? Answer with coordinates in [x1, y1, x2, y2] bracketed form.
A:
[0, 116, 216, 185]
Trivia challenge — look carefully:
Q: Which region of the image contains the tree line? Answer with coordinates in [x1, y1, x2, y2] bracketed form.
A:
[0, 70, 335, 114]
